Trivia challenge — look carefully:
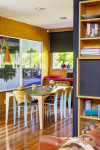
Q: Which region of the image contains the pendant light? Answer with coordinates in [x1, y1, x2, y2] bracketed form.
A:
[3, 45, 11, 63]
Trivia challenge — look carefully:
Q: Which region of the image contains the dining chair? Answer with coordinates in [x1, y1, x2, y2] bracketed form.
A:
[17, 86, 33, 118]
[63, 87, 73, 118]
[17, 86, 26, 90]
[32, 84, 38, 88]
[17, 86, 38, 114]
[31, 84, 39, 112]
[17, 86, 32, 100]
[44, 89, 63, 122]
[13, 91, 38, 127]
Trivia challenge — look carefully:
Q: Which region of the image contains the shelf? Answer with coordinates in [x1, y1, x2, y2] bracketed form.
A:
[78, 56, 100, 60]
[80, 37, 100, 41]
[80, 0, 100, 7]
[81, 18, 100, 23]
[80, 115, 100, 121]
[77, 95, 100, 100]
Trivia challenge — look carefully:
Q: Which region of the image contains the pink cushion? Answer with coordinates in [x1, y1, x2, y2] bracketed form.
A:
[44, 76, 73, 81]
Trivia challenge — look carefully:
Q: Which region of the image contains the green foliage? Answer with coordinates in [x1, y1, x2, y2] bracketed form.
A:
[22, 48, 41, 68]
[54, 52, 73, 68]
[27, 48, 36, 53]
[1, 65, 16, 82]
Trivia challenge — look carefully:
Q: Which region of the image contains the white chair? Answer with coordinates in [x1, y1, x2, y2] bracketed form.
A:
[13, 91, 38, 127]
[44, 89, 63, 122]
[63, 87, 73, 118]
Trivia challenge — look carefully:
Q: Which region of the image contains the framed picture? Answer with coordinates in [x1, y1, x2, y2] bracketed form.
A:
[87, 23, 99, 37]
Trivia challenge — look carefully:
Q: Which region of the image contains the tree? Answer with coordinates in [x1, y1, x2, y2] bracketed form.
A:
[55, 52, 73, 68]
[27, 48, 36, 67]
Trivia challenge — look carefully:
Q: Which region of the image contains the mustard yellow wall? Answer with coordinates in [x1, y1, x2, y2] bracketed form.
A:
[0, 16, 50, 110]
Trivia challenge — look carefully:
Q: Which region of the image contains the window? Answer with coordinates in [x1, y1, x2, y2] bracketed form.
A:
[52, 52, 73, 69]
[0, 36, 42, 91]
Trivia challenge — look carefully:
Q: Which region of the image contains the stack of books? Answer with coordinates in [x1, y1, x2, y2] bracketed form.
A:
[81, 46, 100, 56]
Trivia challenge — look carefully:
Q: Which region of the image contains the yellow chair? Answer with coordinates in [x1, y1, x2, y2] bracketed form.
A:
[13, 91, 38, 127]
[17, 86, 26, 91]
[31, 84, 39, 112]
[31, 84, 38, 88]
[17, 86, 33, 118]
[17, 85, 39, 114]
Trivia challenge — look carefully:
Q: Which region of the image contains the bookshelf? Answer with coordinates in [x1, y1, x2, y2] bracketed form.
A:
[78, 0, 100, 136]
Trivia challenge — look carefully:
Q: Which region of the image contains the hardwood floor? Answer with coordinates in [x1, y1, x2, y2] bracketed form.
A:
[0, 107, 73, 150]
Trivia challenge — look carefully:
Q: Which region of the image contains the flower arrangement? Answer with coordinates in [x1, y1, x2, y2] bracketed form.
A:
[49, 80, 54, 88]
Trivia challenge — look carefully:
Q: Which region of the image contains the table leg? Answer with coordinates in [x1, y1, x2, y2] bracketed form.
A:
[6, 94, 9, 123]
[38, 96, 44, 129]
[37, 95, 49, 129]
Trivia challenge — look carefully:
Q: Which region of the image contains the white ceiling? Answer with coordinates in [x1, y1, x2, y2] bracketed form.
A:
[0, 0, 73, 29]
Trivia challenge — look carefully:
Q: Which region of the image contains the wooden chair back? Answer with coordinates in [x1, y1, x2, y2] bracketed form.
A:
[17, 86, 26, 91]
[32, 84, 38, 88]
[64, 86, 72, 98]
[13, 91, 28, 102]
[55, 89, 63, 99]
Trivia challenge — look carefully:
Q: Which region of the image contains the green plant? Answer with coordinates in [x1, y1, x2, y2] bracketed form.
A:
[1, 65, 16, 82]
[55, 52, 73, 68]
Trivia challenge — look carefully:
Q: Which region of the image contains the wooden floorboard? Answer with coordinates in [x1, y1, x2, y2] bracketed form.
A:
[0, 107, 73, 150]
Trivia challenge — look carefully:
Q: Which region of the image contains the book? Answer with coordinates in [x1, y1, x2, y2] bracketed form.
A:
[84, 46, 100, 48]
[81, 47, 100, 56]
[98, 105, 100, 118]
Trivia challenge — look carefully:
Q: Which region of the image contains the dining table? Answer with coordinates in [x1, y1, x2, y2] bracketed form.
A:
[6, 85, 68, 129]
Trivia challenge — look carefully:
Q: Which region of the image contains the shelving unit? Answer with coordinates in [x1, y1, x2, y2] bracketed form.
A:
[78, 0, 100, 136]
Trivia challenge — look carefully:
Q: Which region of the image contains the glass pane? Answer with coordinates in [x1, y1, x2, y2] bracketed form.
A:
[22, 39, 42, 87]
[53, 52, 73, 69]
[0, 36, 20, 91]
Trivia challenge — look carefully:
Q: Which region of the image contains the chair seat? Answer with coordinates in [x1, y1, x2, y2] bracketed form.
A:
[28, 98, 38, 103]
[28, 95, 32, 100]
[46, 94, 55, 100]
[31, 100, 38, 104]
[17, 101, 37, 107]
[45, 100, 54, 105]
[33, 99, 38, 103]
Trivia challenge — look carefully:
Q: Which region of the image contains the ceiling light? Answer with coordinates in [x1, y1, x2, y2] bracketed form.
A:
[35, 7, 45, 11]
[59, 17, 67, 20]
[3, 46, 11, 63]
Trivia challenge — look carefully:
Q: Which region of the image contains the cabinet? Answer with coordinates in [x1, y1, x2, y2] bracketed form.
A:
[78, 0, 100, 136]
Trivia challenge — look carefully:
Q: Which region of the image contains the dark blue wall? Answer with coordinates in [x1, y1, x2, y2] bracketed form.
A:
[73, 0, 86, 137]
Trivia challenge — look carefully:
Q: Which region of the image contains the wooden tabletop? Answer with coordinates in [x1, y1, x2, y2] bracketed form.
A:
[23, 86, 68, 96]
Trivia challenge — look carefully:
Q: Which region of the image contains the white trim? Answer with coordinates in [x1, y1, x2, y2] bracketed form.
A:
[52, 53, 55, 68]
[19, 39, 23, 86]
